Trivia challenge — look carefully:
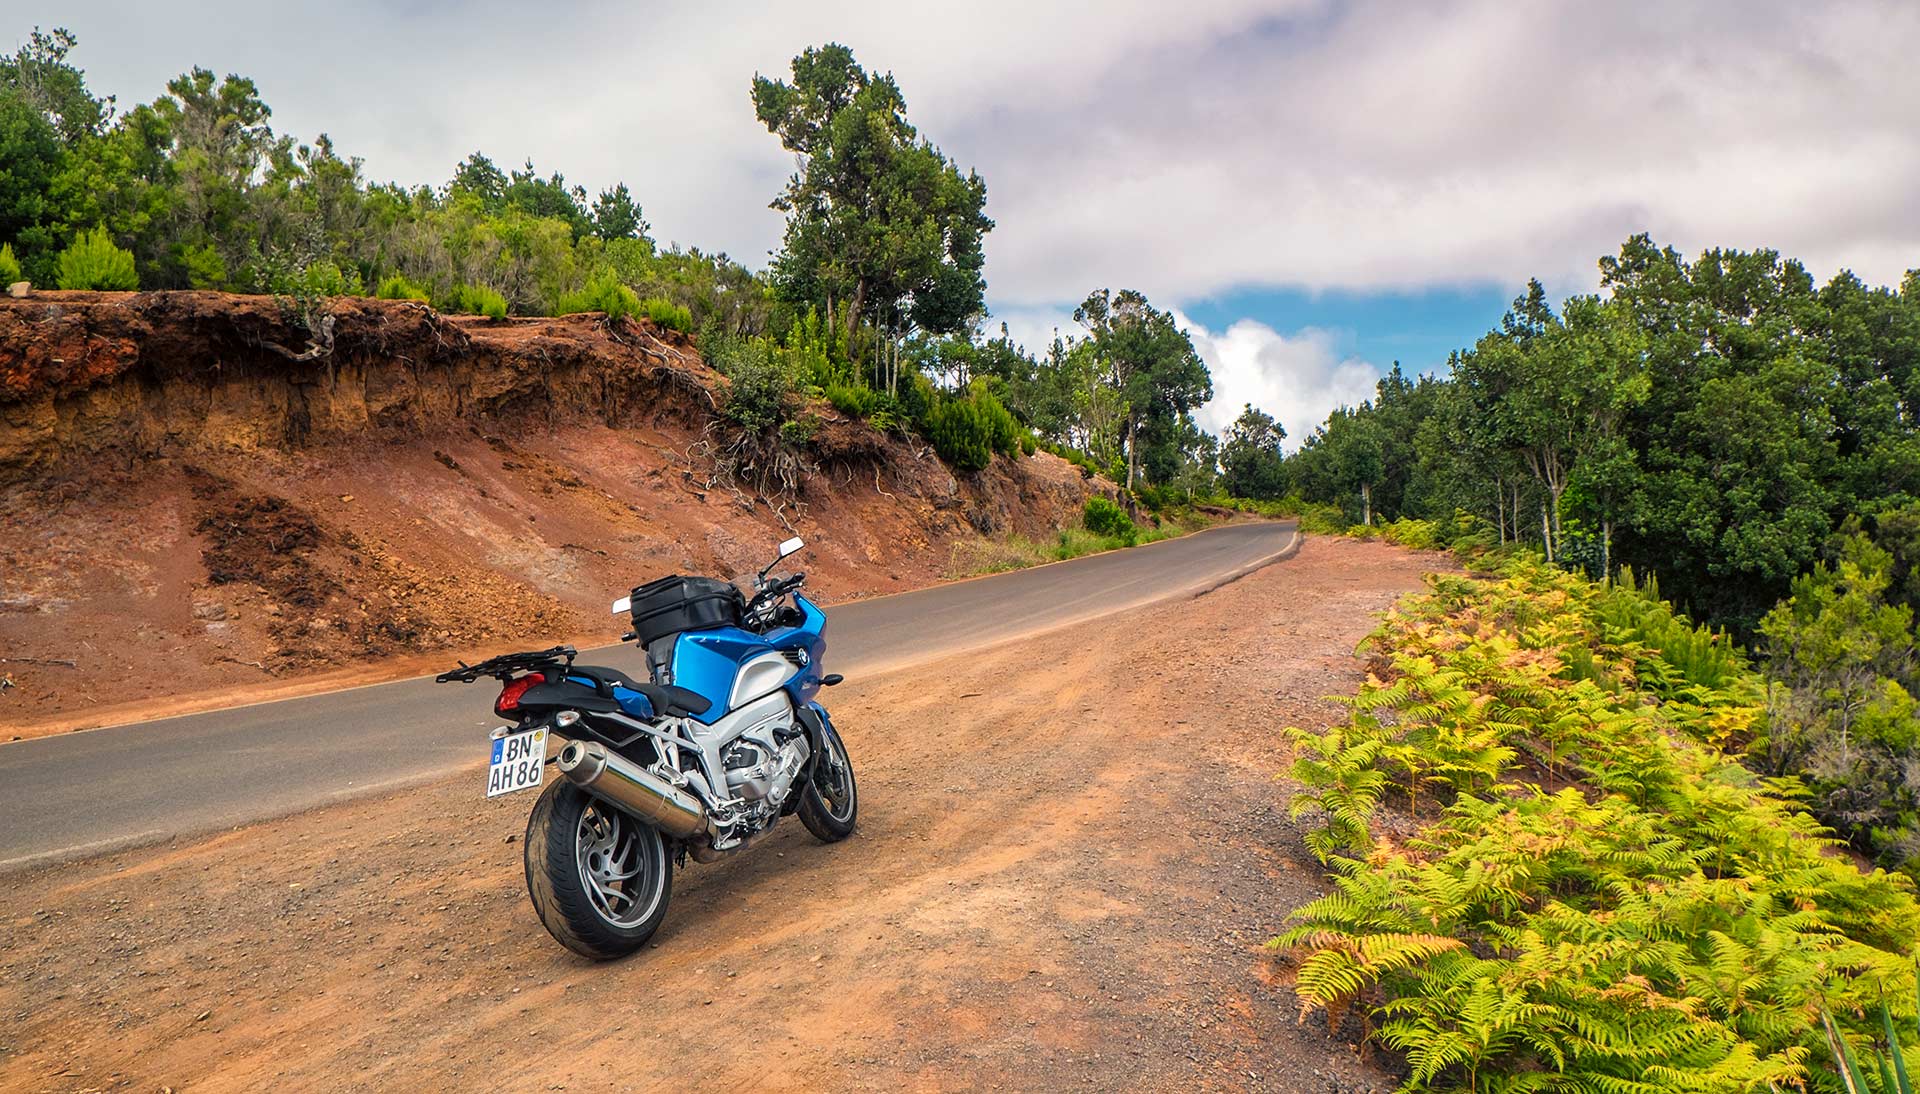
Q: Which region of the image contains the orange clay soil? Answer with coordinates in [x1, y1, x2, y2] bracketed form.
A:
[0, 292, 1102, 737]
[0, 537, 1430, 1094]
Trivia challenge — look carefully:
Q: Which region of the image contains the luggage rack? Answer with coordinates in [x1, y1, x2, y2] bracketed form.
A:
[435, 645, 579, 684]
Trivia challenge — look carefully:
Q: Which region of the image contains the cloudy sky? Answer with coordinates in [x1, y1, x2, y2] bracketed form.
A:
[27, 0, 1920, 444]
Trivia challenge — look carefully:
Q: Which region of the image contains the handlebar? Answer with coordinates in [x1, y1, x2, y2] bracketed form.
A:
[744, 572, 806, 630]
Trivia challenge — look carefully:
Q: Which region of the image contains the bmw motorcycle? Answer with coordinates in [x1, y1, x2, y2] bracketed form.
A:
[436, 536, 858, 959]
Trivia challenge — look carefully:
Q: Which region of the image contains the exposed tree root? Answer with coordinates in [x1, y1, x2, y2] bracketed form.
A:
[684, 421, 812, 532]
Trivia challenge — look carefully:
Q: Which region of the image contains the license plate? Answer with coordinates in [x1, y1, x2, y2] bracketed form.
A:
[486, 727, 548, 798]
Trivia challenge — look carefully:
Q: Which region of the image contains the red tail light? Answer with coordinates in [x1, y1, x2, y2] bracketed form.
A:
[495, 673, 546, 716]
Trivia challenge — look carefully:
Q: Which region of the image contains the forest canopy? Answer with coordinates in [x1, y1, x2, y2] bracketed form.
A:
[1282, 238, 1920, 632]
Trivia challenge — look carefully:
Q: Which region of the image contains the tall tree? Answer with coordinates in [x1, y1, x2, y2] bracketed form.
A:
[1220, 403, 1288, 499]
[47, 100, 174, 276]
[1603, 239, 1842, 625]
[1318, 406, 1386, 525]
[1557, 294, 1649, 573]
[147, 68, 278, 281]
[590, 182, 648, 242]
[0, 27, 112, 143]
[503, 162, 590, 239]
[752, 43, 991, 368]
[1072, 288, 1211, 493]
[0, 87, 62, 275]
[447, 152, 508, 208]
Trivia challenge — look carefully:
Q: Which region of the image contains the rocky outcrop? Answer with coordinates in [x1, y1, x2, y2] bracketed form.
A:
[0, 292, 715, 482]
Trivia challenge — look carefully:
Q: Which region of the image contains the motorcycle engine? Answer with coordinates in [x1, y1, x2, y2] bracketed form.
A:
[722, 729, 811, 808]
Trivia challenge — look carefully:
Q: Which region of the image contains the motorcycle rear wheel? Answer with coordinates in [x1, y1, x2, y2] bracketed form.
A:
[524, 781, 672, 959]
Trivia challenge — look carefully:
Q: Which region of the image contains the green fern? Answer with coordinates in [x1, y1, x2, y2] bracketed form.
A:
[1277, 552, 1920, 1093]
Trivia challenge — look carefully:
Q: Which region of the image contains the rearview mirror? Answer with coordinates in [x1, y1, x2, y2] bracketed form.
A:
[610, 595, 631, 616]
[759, 537, 807, 582]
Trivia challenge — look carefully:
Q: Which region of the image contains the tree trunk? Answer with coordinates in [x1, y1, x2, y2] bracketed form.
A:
[1495, 478, 1507, 545]
[1540, 503, 1554, 563]
[883, 316, 894, 398]
[1602, 518, 1612, 578]
[1125, 415, 1139, 507]
[1550, 486, 1564, 560]
[1362, 482, 1373, 526]
[846, 279, 868, 361]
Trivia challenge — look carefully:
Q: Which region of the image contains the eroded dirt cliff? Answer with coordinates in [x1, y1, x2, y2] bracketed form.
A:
[0, 291, 1100, 732]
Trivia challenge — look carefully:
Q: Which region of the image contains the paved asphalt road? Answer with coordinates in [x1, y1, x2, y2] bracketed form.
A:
[0, 521, 1298, 870]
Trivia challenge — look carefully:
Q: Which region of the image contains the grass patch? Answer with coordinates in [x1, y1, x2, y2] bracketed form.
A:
[949, 506, 1216, 578]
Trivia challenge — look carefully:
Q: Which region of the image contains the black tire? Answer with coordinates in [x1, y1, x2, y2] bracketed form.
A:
[524, 780, 672, 960]
[798, 720, 858, 842]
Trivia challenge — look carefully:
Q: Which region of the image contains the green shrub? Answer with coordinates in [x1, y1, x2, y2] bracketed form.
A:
[298, 260, 357, 297]
[641, 295, 692, 333]
[895, 370, 935, 430]
[785, 308, 851, 388]
[1134, 484, 1173, 513]
[1082, 497, 1138, 544]
[54, 226, 138, 291]
[0, 243, 20, 286]
[923, 387, 1022, 473]
[982, 393, 1021, 458]
[1600, 566, 1746, 696]
[709, 335, 795, 432]
[924, 397, 994, 472]
[1223, 494, 1343, 527]
[1297, 503, 1348, 535]
[1043, 441, 1102, 479]
[179, 243, 226, 289]
[450, 284, 508, 320]
[1376, 516, 1441, 550]
[558, 270, 640, 322]
[779, 416, 819, 447]
[825, 382, 880, 419]
[376, 274, 431, 303]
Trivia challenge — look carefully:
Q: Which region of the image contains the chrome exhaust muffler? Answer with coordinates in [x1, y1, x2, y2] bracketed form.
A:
[555, 740, 706, 839]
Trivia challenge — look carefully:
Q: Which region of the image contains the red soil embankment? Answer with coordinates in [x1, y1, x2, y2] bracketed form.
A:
[0, 291, 1101, 733]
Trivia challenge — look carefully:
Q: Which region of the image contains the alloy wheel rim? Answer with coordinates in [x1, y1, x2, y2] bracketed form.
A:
[574, 801, 663, 928]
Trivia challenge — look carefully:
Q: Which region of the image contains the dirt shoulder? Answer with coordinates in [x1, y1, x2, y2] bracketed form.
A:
[0, 537, 1430, 1093]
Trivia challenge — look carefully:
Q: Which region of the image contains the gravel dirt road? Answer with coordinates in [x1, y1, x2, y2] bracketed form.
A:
[0, 537, 1432, 1093]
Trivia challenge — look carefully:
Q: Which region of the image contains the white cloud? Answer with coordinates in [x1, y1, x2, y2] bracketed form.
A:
[971, 0, 1920, 303]
[990, 306, 1077, 361]
[1176, 314, 1381, 450]
[48, 0, 1920, 302]
[982, 306, 1382, 450]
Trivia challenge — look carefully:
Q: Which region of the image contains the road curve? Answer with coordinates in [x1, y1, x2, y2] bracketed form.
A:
[0, 521, 1297, 870]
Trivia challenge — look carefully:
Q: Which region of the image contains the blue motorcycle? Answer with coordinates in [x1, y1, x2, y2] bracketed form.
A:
[437, 537, 857, 959]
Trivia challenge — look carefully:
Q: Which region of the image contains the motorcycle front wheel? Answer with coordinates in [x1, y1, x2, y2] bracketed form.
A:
[798, 719, 858, 842]
[524, 781, 672, 960]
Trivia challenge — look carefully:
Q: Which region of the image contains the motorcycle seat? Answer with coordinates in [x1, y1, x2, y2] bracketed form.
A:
[569, 665, 712, 717]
